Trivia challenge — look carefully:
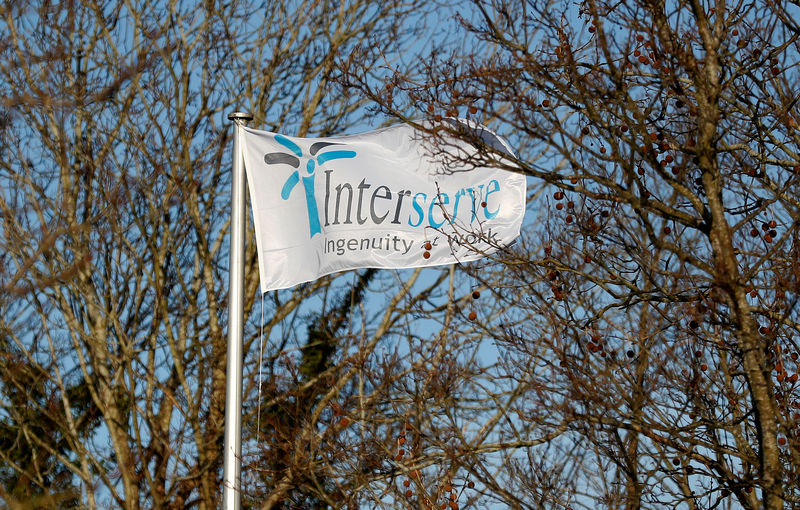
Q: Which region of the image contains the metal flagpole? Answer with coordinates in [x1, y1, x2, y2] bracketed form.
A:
[223, 111, 253, 510]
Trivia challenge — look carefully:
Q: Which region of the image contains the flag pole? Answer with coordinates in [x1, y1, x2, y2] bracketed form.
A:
[223, 111, 253, 510]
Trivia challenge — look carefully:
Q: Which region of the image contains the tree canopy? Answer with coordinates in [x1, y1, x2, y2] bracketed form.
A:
[2, 1, 800, 510]
[342, 0, 800, 508]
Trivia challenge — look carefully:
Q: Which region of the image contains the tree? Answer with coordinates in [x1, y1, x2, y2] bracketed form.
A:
[9, 0, 799, 509]
[339, 0, 800, 509]
[0, 0, 431, 508]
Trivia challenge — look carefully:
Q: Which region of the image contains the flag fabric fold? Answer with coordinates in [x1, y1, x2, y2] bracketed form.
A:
[241, 121, 526, 292]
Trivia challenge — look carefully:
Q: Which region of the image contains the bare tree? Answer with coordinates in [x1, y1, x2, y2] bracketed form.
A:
[10, 0, 799, 509]
[0, 0, 431, 508]
[339, 0, 800, 509]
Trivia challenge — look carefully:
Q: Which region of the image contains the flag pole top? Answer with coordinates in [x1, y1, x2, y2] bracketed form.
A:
[228, 112, 253, 122]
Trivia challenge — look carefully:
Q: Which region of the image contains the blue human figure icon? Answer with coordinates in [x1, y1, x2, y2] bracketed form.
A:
[265, 134, 355, 237]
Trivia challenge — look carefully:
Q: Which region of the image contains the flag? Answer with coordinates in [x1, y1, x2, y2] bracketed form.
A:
[241, 121, 526, 292]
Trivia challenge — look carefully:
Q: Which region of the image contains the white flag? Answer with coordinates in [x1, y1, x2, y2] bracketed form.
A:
[241, 122, 526, 292]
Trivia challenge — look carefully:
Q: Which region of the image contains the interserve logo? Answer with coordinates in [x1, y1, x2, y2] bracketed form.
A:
[264, 134, 356, 237]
